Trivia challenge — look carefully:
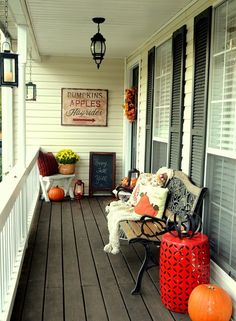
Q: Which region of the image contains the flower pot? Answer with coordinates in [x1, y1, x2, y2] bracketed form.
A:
[58, 164, 75, 175]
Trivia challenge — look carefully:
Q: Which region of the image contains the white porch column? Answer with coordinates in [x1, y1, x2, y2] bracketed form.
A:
[2, 87, 14, 178]
[17, 25, 27, 167]
[1, 30, 14, 179]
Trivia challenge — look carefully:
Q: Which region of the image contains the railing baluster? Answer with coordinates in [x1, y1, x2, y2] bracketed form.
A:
[0, 150, 40, 321]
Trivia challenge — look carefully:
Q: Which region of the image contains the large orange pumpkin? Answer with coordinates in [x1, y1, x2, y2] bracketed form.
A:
[48, 186, 65, 201]
[188, 284, 232, 321]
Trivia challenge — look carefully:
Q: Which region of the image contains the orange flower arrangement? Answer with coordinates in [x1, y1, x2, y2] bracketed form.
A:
[123, 87, 137, 122]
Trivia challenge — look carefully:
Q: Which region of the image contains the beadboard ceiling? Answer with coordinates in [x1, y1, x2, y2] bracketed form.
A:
[4, 0, 196, 59]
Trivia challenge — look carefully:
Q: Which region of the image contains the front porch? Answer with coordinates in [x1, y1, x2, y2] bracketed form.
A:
[10, 197, 190, 321]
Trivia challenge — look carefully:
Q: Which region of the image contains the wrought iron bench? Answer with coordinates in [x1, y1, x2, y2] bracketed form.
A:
[118, 170, 207, 294]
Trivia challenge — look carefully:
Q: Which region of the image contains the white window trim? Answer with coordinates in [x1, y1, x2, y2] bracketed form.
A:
[123, 56, 141, 176]
[211, 260, 236, 320]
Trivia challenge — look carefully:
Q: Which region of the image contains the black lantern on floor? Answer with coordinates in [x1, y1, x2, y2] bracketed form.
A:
[74, 179, 84, 200]
[26, 51, 37, 101]
[0, 0, 18, 87]
[90, 17, 106, 69]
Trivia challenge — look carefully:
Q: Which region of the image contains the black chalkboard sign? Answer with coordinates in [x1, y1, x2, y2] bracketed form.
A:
[89, 152, 116, 196]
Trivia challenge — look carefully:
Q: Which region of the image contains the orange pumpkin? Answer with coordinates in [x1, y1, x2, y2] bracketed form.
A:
[121, 177, 129, 187]
[48, 186, 65, 201]
[130, 177, 137, 187]
[188, 284, 232, 321]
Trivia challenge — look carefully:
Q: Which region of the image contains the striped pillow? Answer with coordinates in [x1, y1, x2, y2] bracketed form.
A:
[37, 151, 59, 176]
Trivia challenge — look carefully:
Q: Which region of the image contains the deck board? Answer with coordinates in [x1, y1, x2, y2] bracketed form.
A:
[10, 197, 190, 321]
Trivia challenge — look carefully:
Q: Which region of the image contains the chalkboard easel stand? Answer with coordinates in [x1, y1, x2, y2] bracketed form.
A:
[89, 152, 116, 197]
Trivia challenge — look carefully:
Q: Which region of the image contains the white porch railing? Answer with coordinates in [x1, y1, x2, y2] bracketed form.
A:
[0, 149, 40, 321]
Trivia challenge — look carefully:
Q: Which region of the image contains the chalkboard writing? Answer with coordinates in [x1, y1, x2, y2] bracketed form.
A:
[89, 152, 116, 196]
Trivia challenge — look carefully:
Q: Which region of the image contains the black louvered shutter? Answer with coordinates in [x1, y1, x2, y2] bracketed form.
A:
[168, 25, 187, 170]
[144, 47, 155, 172]
[189, 7, 212, 187]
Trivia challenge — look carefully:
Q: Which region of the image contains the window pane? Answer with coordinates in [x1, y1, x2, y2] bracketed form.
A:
[213, 3, 227, 53]
[153, 39, 171, 140]
[211, 55, 224, 101]
[224, 50, 236, 101]
[208, 102, 221, 148]
[205, 155, 236, 280]
[152, 141, 167, 172]
[208, 4, 236, 153]
[226, 0, 236, 50]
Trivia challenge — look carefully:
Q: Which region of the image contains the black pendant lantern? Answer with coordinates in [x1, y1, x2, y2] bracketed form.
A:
[0, 0, 18, 87]
[90, 17, 106, 69]
[26, 51, 37, 101]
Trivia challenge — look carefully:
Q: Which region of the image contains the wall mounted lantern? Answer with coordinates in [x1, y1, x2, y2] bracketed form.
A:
[0, 0, 18, 87]
[26, 51, 37, 101]
[90, 17, 106, 69]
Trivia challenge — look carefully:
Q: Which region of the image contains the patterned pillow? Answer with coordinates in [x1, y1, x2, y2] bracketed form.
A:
[129, 173, 153, 206]
[129, 169, 173, 206]
[37, 150, 59, 176]
[134, 185, 169, 218]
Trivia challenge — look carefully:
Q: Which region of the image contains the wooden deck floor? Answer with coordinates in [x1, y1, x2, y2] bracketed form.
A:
[10, 197, 190, 321]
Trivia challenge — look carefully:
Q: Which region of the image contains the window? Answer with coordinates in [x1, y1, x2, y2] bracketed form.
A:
[151, 39, 172, 172]
[205, 0, 236, 280]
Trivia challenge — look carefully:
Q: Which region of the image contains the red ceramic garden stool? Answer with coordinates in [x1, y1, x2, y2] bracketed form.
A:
[159, 232, 210, 313]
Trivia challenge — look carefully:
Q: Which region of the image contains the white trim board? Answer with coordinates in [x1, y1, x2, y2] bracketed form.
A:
[210, 260, 236, 321]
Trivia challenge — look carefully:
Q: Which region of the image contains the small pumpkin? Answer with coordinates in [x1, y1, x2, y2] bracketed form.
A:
[188, 284, 232, 321]
[121, 177, 129, 187]
[130, 177, 137, 187]
[48, 186, 65, 201]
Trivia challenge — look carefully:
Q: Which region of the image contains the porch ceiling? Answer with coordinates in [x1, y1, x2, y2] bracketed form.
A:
[4, 0, 196, 60]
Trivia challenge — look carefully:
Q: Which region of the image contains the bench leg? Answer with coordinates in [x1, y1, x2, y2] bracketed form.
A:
[39, 176, 50, 202]
[131, 242, 157, 295]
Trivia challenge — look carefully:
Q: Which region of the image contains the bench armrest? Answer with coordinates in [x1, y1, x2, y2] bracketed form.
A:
[139, 215, 169, 238]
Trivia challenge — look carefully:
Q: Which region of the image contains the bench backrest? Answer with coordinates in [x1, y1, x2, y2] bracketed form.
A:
[163, 170, 207, 220]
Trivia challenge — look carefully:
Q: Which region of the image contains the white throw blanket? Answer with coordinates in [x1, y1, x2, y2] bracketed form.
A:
[103, 200, 140, 254]
[104, 167, 173, 255]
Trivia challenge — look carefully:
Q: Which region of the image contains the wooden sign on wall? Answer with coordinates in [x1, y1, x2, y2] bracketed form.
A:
[61, 88, 108, 126]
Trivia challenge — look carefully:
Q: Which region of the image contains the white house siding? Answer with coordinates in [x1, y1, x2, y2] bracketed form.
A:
[126, 0, 236, 318]
[20, 56, 124, 194]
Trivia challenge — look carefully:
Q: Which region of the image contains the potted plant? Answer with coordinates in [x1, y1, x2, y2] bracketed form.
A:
[55, 149, 80, 175]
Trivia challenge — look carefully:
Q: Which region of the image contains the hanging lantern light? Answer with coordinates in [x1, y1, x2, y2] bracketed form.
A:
[0, 0, 18, 87]
[73, 179, 84, 200]
[90, 17, 106, 69]
[26, 50, 37, 101]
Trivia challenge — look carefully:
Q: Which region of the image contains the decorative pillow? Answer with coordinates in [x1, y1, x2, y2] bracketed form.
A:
[37, 150, 59, 176]
[134, 193, 157, 217]
[129, 173, 153, 206]
[134, 185, 169, 218]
